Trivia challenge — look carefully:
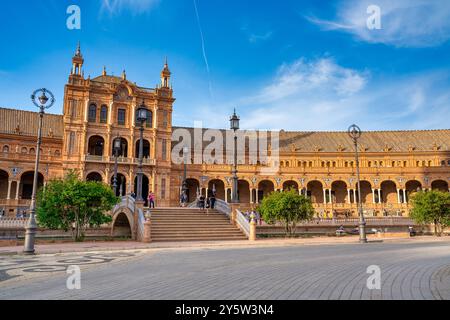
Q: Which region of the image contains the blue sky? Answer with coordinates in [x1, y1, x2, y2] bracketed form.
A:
[1, 0, 450, 131]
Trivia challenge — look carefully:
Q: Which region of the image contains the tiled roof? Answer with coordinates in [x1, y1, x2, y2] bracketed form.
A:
[173, 127, 450, 153]
[0, 107, 64, 138]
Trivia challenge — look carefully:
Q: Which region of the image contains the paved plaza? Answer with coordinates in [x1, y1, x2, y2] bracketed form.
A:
[0, 239, 450, 300]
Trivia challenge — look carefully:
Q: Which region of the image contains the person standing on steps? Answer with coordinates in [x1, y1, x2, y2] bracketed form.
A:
[148, 191, 155, 208]
[209, 192, 216, 210]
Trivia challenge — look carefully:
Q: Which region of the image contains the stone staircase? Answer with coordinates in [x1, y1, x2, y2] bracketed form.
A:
[151, 208, 247, 242]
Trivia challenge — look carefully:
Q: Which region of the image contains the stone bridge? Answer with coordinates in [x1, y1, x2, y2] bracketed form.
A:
[111, 196, 145, 241]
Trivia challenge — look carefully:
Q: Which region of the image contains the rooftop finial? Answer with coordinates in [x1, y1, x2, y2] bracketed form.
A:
[122, 69, 126, 80]
[102, 66, 107, 76]
[75, 41, 81, 57]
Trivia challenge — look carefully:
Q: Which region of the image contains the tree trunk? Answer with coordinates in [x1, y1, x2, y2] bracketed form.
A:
[434, 219, 438, 236]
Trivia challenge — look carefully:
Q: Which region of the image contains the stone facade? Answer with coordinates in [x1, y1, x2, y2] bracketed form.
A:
[1, 46, 450, 218]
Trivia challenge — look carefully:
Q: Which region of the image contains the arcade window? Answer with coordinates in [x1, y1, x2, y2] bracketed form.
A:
[88, 104, 97, 122]
[118, 109, 126, 125]
[100, 105, 108, 123]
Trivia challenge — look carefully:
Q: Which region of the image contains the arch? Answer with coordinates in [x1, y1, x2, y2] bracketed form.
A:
[135, 139, 151, 158]
[238, 179, 250, 203]
[134, 174, 150, 206]
[21, 147, 28, 154]
[112, 137, 128, 157]
[306, 180, 323, 204]
[208, 179, 225, 200]
[331, 180, 347, 204]
[2, 145, 9, 153]
[0, 170, 9, 199]
[185, 178, 200, 203]
[356, 180, 372, 204]
[88, 135, 105, 156]
[29, 148, 35, 155]
[258, 180, 275, 202]
[405, 180, 422, 202]
[100, 105, 108, 123]
[283, 180, 299, 191]
[111, 173, 127, 197]
[19, 171, 44, 200]
[111, 212, 132, 238]
[431, 180, 449, 192]
[380, 180, 397, 204]
[86, 172, 103, 182]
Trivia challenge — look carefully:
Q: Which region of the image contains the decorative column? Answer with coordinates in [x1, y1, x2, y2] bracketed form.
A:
[397, 189, 401, 204]
[255, 189, 259, 203]
[7, 180, 12, 200]
[378, 189, 382, 204]
[403, 189, 407, 204]
[372, 189, 376, 204]
[329, 189, 333, 204]
[323, 189, 327, 204]
[15, 181, 20, 200]
[347, 189, 351, 204]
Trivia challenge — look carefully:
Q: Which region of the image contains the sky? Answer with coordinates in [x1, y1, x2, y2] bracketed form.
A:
[1, 0, 450, 131]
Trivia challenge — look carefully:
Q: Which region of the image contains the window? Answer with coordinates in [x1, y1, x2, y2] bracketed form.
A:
[100, 105, 108, 123]
[118, 109, 126, 125]
[162, 110, 168, 128]
[21, 147, 27, 154]
[29, 148, 35, 155]
[2, 145, 9, 153]
[68, 132, 76, 154]
[88, 104, 97, 122]
[162, 139, 167, 160]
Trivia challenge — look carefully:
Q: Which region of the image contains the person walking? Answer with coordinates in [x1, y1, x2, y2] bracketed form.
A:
[209, 192, 216, 210]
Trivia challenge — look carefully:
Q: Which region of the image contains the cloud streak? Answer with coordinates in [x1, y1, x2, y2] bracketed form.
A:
[306, 0, 450, 47]
[101, 0, 160, 15]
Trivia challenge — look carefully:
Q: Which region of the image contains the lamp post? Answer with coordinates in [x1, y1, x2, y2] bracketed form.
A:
[230, 109, 240, 203]
[348, 124, 367, 244]
[182, 146, 189, 195]
[113, 137, 121, 196]
[136, 101, 148, 203]
[23, 89, 55, 255]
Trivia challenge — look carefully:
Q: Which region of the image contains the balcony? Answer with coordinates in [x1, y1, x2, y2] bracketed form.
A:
[84, 155, 155, 166]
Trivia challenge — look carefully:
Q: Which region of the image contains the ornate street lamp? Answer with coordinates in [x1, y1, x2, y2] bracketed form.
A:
[136, 100, 148, 203]
[23, 89, 55, 255]
[182, 146, 189, 195]
[113, 137, 122, 196]
[348, 124, 367, 244]
[230, 109, 240, 203]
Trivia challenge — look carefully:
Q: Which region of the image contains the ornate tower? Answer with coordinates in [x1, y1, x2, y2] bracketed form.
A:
[70, 42, 84, 77]
[160, 58, 171, 88]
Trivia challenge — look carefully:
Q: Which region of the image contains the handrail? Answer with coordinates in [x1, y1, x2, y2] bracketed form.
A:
[235, 209, 250, 238]
[136, 208, 145, 242]
[214, 199, 231, 217]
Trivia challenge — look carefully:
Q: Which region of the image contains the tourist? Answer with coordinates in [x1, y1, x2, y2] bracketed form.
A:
[209, 192, 216, 209]
[148, 191, 155, 208]
[180, 192, 188, 207]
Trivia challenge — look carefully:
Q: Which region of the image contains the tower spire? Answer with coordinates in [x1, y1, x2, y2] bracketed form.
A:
[71, 42, 84, 77]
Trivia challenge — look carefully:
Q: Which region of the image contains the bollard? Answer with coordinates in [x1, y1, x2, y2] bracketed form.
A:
[143, 219, 152, 243]
[249, 213, 256, 241]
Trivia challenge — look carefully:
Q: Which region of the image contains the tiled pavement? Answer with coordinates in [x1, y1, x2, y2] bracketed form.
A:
[0, 240, 450, 300]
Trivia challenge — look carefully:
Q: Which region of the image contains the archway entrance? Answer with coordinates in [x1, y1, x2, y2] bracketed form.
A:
[406, 180, 422, 202]
[357, 180, 372, 203]
[135, 140, 151, 158]
[134, 175, 150, 206]
[258, 180, 274, 203]
[381, 181, 397, 204]
[208, 179, 225, 200]
[112, 137, 128, 157]
[20, 172, 44, 199]
[306, 180, 323, 204]
[112, 213, 132, 238]
[87, 136, 105, 156]
[86, 172, 103, 182]
[283, 180, 299, 192]
[331, 181, 347, 203]
[238, 180, 250, 203]
[0, 170, 8, 199]
[185, 179, 200, 203]
[431, 180, 449, 192]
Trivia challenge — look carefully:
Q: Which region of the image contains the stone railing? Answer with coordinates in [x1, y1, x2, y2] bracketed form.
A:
[136, 208, 145, 242]
[0, 217, 27, 229]
[214, 199, 231, 217]
[260, 217, 415, 227]
[85, 155, 109, 162]
[235, 209, 250, 237]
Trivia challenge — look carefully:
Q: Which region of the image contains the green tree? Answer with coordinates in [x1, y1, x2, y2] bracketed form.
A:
[258, 189, 315, 237]
[36, 171, 118, 241]
[409, 190, 450, 236]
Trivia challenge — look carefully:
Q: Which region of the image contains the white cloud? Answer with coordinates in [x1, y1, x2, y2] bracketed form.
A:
[306, 0, 450, 47]
[176, 57, 450, 131]
[101, 0, 160, 15]
[249, 31, 273, 43]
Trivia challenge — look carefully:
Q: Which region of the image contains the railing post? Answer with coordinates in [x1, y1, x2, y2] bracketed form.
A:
[249, 213, 256, 241]
[230, 203, 239, 226]
[143, 219, 152, 243]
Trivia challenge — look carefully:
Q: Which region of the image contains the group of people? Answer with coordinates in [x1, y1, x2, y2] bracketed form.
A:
[196, 192, 217, 211]
[243, 210, 262, 225]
